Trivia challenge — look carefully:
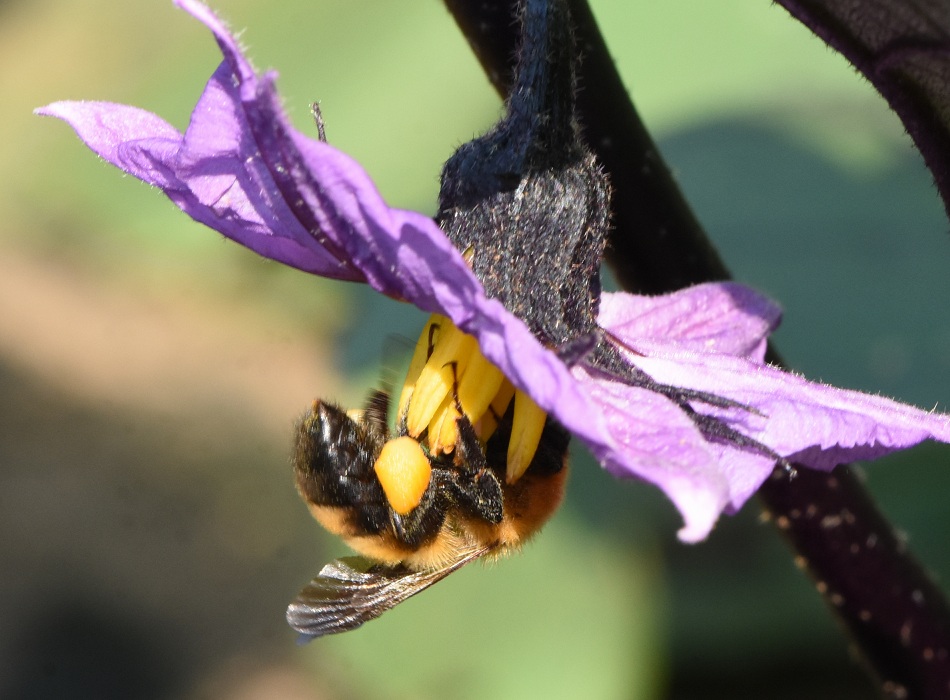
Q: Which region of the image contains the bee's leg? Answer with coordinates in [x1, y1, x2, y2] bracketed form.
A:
[434, 360, 504, 524]
[293, 400, 398, 536]
[443, 414, 503, 524]
[390, 479, 450, 549]
[447, 465, 504, 525]
[360, 389, 391, 435]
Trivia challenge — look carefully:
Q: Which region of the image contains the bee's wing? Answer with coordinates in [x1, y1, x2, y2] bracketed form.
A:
[287, 547, 490, 640]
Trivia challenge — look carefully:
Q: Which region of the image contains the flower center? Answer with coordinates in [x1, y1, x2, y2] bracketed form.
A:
[398, 313, 547, 483]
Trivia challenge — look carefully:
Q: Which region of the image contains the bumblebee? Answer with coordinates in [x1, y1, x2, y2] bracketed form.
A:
[287, 388, 569, 639]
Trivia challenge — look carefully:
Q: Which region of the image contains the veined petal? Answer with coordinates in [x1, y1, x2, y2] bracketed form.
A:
[35, 0, 466, 291]
[174, 0, 491, 309]
[599, 282, 781, 361]
[571, 364, 732, 542]
[626, 339, 950, 468]
[36, 87, 360, 281]
[570, 338, 950, 541]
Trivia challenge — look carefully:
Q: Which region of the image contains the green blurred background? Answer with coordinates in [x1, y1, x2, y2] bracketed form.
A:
[3, 1, 949, 698]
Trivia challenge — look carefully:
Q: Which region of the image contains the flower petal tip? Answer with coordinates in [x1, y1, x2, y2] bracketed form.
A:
[674, 491, 722, 544]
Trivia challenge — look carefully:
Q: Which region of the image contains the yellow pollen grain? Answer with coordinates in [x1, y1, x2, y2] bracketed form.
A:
[374, 436, 432, 515]
[406, 325, 477, 436]
[507, 389, 547, 483]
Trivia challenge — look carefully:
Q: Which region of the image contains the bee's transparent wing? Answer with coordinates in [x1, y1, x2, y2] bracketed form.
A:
[287, 548, 488, 640]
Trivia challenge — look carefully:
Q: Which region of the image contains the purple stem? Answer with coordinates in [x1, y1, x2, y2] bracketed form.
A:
[442, 0, 950, 696]
[773, 0, 950, 222]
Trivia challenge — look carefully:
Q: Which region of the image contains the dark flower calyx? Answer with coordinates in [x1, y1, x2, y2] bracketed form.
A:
[437, 0, 609, 349]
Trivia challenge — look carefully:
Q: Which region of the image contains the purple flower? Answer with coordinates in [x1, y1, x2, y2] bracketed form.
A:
[37, 0, 950, 542]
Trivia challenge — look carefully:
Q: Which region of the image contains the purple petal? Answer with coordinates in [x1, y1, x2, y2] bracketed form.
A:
[36, 90, 361, 281]
[571, 364, 732, 542]
[599, 282, 781, 361]
[36, 0, 534, 321]
[36, 0, 474, 289]
[631, 340, 950, 470]
[567, 337, 950, 541]
[170, 0, 495, 309]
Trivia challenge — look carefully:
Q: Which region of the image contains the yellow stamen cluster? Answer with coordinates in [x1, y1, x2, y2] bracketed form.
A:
[398, 314, 547, 483]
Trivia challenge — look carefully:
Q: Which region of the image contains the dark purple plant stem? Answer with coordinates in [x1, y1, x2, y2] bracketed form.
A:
[443, 0, 950, 696]
[773, 0, 950, 223]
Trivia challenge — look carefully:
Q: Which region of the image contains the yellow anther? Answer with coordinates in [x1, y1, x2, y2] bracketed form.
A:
[456, 350, 505, 424]
[397, 314, 443, 420]
[396, 315, 544, 481]
[428, 394, 461, 454]
[507, 389, 547, 483]
[428, 347, 505, 454]
[476, 379, 516, 441]
[374, 436, 432, 515]
[405, 326, 477, 436]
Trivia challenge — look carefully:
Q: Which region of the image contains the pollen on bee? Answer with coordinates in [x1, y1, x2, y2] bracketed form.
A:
[374, 436, 432, 515]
